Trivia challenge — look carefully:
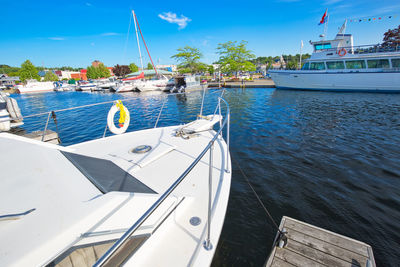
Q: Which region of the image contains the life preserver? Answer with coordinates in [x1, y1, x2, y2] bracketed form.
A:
[107, 100, 130, 134]
[338, 48, 347, 57]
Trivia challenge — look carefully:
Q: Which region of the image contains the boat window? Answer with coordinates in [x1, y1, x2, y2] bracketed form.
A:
[48, 234, 149, 267]
[367, 59, 390, 69]
[326, 61, 345, 70]
[345, 60, 366, 69]
[301, 62, 309, 70]
[391, 58, 400, 68]
[314, 43, 332, 50]
[309, 62, 325, 70]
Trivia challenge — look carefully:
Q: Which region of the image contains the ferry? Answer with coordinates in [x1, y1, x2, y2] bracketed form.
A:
[269, 25, 400, 92]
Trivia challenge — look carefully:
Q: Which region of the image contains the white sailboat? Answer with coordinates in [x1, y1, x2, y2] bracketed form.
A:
[119, 10, 170, 93]
[0, 93, 231, 266]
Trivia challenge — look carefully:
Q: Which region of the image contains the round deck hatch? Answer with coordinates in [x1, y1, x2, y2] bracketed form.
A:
[190, 217, 201, 226]
[130, 145, 152, 154]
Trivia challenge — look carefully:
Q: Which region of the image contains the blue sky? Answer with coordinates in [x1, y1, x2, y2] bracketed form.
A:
[1, 0, 400, 68]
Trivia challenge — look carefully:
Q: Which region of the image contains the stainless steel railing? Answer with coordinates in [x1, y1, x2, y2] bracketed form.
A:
[93, 96, 230, 266]
[315, 43, 400, 54]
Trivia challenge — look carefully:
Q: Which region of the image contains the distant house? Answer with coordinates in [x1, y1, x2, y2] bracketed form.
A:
[0, 74, 19, 87]
[92, 60, 102, 67]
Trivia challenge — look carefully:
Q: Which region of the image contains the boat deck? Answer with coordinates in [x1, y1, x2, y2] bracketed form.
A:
[265, 216, 375, 267]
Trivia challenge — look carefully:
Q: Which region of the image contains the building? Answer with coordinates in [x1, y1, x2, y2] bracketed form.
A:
[92, 60, 102, 67]
[0, 74, 19, 87]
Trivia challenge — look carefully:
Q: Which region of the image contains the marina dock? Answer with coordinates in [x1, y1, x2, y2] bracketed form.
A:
[208, 79, 275, 88]
[265, 216, 375, 267]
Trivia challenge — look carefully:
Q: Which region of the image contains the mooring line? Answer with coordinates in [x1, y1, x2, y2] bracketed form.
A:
[231, 154, 283, 234]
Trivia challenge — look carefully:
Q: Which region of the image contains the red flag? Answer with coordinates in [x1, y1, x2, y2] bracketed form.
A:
[319, 9, 328, 25]
[122, 72, 144, 81]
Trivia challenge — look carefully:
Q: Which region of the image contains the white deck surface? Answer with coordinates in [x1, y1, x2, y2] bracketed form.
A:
[0, 119, 231, 266]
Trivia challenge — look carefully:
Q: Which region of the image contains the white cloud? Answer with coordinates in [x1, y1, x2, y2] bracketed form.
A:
[48, 37, 65, 41]
[158, 12, 191, 29]
[86, 2, 92, 6]
[101, 32, 119, 36]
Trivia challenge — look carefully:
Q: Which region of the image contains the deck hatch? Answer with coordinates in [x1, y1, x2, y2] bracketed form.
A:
[60, 151, 156, 194]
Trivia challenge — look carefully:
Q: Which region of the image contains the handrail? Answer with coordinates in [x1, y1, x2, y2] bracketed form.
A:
[94, 97, 230, 266]
[314, 43, 400, 54]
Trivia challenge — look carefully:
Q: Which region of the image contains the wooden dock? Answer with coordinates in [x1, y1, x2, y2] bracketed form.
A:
[265, 216, 375, 267]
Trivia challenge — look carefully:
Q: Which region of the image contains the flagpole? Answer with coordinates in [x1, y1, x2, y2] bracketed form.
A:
[299, 40, 303, 69]
[324, 14, 329, 41]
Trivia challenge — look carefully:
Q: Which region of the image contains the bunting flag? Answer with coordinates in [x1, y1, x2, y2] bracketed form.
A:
[319, 9, 328, 25]
[349, 15, 398, 23]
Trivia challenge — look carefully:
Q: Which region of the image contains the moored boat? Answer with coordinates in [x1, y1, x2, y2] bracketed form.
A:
[0, 93, 231, 266]
[166, 75, 207, 93]
[269, 22, 400, 92]
[15, 79, 55, 94]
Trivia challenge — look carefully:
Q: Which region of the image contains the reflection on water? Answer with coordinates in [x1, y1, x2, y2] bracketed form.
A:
[11, 89, 400, 266]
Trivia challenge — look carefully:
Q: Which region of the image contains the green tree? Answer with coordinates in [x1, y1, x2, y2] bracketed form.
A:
[7, 71, 20, 77]
[216, 41, 256, 76]
[86, 63, 111, 79]
[171, 46, 203, 74]
[208, 65, 214, 75]
[146, 63, 153, 70]
[129, 63, 139, 73]
[19, 60, 40, 82]
[43, 71, 59, 81]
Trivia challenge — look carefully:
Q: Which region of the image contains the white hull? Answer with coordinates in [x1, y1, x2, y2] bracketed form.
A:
[136, 80, 168, 92]
[0, 113, 231, 266]
[16, 81, 55, 94]
[269, 70, 400, 92]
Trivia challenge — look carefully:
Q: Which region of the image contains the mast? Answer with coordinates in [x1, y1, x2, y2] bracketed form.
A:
[132, 10, 144, 72]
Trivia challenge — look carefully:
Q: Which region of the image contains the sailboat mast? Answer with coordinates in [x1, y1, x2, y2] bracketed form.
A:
[132, 10, 144, 72]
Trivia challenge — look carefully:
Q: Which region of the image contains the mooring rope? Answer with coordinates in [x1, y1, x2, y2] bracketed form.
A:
[231, 154, 284, 235]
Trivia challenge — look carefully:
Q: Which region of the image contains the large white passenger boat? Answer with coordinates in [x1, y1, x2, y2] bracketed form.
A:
[0, 93, 231, 267]
[269, 25, 400, 92]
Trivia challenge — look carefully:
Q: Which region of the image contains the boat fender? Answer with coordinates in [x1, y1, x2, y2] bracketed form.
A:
[6, 97, 22, 121]
[107, 100, 130, 135]
[338, 48, 347, 57]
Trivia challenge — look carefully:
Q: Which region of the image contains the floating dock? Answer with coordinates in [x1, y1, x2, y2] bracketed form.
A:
[265, 216, 375, 267]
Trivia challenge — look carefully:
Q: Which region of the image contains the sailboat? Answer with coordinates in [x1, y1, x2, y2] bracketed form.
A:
[116, 10, 170, 93]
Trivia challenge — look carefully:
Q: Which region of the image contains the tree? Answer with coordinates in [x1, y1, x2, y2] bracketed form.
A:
[146, 63, 153, 70]
[19, 60, 40, 82]
[216, 41, 256, 76]
[171, 46, 203, 74]
[44, 71, 59, 81]
[113, 65, 131, 77]
[129, 63, 139, 73]
[86, 63, 111, 79]
[382, 25, 400, 47]
[208, 65, 214, 75]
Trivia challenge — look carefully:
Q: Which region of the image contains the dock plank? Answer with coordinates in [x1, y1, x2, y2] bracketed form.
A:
[265, 217, 375, 267]
[270, 257, 296, 267]
[275, 247, 325, 267]
[284, 218, 369, 257]
[286, 228, 367, 266]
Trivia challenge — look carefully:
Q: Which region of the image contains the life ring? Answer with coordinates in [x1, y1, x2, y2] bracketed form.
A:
[107, 100, 130, 135]
[338, 48, 347, 57]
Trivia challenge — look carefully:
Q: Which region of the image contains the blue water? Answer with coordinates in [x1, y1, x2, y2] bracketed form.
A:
[11, 89, 400, 266]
